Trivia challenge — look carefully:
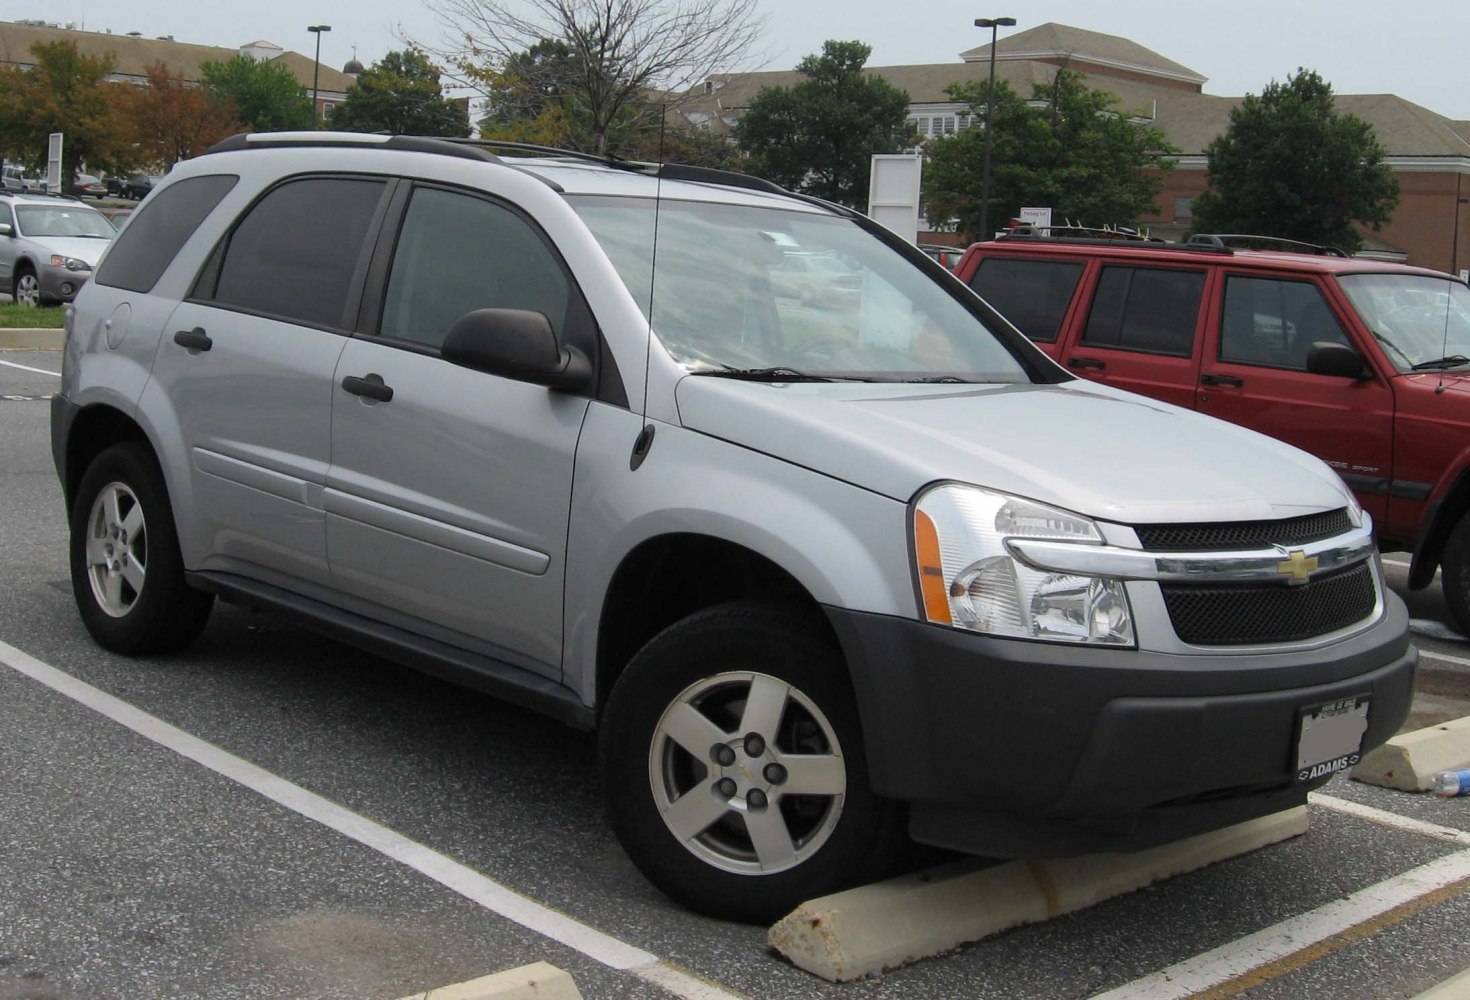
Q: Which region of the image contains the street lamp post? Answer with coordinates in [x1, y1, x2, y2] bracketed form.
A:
[974, 16, 1016, 242]
[307, 24, 331, 125]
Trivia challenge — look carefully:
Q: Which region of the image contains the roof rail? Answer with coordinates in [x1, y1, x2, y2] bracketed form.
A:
[1186, 233, 1348, 257]
[993, 226, 1234, 255]
[203, 132, 501, 163]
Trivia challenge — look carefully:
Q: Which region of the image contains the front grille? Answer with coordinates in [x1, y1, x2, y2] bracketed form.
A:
[1135, 508, 1353, 551]
[1161, 562, 1376, 646]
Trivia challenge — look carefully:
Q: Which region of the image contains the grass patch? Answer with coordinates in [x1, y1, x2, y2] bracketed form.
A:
[0, 303, 65, 328]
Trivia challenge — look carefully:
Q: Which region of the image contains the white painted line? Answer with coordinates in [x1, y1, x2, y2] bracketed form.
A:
[1310, 792, 1470, 845]
[0, 358, 60, 377]
[1382, 555, 1411, 567]
[0, 638, 747, 1000]
[1420, 649, 1470, 670]
[1090, 848, 1470, 1000]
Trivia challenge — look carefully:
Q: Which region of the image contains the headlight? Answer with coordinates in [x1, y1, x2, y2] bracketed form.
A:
[913, 483, 1135, 646]
[50, 255, 91, 272]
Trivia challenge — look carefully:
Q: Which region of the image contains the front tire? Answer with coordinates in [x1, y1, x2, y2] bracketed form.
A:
[600, 601, 904, 923]
[13, 267, 41, 307]
[1440, 513, 1470, 637]
[69, 443, 213, 654]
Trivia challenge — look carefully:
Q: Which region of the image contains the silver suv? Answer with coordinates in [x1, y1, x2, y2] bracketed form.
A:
[51, 132, 1417, 923]
[0, 191, 115, 305]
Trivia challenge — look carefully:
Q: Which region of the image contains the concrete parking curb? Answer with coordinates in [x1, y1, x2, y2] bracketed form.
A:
[1413, 964, 1470, 999]
[767, 806, 1308, 983]
[396, 962, 582, 1000]
[1352, 715, 1470, 792]
[0, 327, 64, 350]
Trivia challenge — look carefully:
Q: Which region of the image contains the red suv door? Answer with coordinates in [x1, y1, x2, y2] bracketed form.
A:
[1054, 262, 1211, 409]
[1195, 270, 1395, 523]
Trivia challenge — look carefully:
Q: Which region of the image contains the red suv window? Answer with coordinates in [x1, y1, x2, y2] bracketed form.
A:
[1080, 266, 1205, 356]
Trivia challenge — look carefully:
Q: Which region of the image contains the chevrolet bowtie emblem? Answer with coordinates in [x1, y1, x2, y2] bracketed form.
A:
[1276, 549, 1319, 584]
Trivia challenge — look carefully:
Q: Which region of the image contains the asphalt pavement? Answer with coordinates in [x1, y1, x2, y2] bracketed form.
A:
[2, 347, 1467, 1000]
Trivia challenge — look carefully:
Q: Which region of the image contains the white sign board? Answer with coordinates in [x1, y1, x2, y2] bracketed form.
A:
[1019, 206, 1052, 234]
[46, 132, 62, 194]
[867, 154, 923, 245]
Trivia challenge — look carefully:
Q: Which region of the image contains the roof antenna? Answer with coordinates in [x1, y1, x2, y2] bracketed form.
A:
[1436, 283, 1453, 395]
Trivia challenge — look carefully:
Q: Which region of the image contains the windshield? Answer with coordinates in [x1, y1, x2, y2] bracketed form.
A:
[16, 205, 115, 239]
[1339, 273, 1470, 372]
[568, 195, 1031, 382]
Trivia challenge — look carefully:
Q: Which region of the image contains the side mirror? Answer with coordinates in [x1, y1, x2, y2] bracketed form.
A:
[0, 222, 11, 237]
[441, 308, 593, 393]
[1306, 341, 1370, 379]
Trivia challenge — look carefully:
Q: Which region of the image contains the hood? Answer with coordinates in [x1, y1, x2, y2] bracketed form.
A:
[30, 236, 110, 266]
[675, 377, 1354, 525]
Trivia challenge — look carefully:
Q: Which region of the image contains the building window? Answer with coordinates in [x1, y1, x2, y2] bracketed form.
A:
[1174, 196, 1193, 220]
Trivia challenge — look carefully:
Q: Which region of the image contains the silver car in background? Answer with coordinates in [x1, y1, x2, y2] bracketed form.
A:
[0, 192, 115, 305]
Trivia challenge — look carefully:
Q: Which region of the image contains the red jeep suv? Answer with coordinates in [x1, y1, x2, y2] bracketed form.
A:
[955, 231, 1470, 633]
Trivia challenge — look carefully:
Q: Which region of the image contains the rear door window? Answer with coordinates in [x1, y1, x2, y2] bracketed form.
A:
[1081, 266, 1205, 356]
[969, 257, 1084, 343]
[204, 177, 386, 330]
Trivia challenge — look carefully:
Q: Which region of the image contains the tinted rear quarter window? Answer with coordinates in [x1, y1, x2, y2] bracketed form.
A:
[969, 257, 1084, 342]
[94, 174, 238, 293]
[1082, 266, 1205, 356]
[210, 177, 386, 329]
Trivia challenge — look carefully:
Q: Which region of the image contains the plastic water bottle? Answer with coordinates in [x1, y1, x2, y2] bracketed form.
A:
[1429, 769, 1470, 797]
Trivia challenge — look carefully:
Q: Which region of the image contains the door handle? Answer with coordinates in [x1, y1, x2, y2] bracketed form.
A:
[1067, 356, 1105, 370]
[341, 373, 394, 402]
[172, 327, 211, 352]
[1200, 372, 1244, 387]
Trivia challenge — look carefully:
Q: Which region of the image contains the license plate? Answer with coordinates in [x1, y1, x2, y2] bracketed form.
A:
[1295, 695, 1370, 782]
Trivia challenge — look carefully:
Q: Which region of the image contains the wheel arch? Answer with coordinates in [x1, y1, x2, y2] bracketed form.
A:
[1410, 465, 1470, 589]
[61, 403, 152, 515]
[594, 533, 837, 717]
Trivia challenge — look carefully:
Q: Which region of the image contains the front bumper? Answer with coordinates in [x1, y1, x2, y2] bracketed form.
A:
[828, 597, 1416, 857]
[38, 263, 90, 303]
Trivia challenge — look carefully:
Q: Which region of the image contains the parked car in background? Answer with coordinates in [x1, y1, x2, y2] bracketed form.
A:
[2, 165, 41, 192]
[0, 191, 116, 305]
[769, 251, 864, 308]
[72, 174, 109, 199]
[122, 173, 164, 199]
[956, 228, 1470, 634]
[918, 243, 962, 271]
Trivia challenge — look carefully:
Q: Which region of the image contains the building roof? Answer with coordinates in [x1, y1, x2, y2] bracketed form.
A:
[0, 20, 354, 95]
[959, 22, 1206, 88]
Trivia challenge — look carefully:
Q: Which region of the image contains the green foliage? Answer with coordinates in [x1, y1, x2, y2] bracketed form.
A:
[328, 49, 468, 137]
[734, 41, 915, 209]
[200, 55, 315, 132]
[0, 41, 133, 188]
[923, 69, 1176, 238]
[478, 39, 577, 130]
[1190, 69, 1398, 254]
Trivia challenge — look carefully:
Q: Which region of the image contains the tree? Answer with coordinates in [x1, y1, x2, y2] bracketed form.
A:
[1190, 69, 1398, 254]
[328, 48, 469, 137]
[422, 0, 764, 156]
[923, 69, 1176, 238]
[200, 54, 314, 133]
[734, 41, 914, 209]
[0, 41, 132, 192]
[113, 62, 242, 168]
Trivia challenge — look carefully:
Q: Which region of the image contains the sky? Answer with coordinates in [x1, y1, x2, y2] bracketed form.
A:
[7, 0, 1470, 121]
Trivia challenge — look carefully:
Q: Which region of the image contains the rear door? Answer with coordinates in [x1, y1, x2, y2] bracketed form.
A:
[154, 174, 390, 591]
[324, 182, 594, 679]
[1057, 262, 1210, 408]
[1195, 270, 1395, 522]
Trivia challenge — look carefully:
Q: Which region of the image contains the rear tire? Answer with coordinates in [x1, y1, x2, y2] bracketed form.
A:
[69, 443, 213, 654]
[1440, 513, 1470, 637]
[600, 600, 905, 923]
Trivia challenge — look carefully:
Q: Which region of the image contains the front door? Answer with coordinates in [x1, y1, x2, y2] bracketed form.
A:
[325, 183, 593, 678]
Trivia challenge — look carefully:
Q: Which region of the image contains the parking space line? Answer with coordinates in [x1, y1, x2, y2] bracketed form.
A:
[1090, 849, 1470, 999]
[0, 358, 60, 377]
[0, 638, 749, 1000]
[1420, 649, 1470, 669]
[1309, 793, 1470, 844]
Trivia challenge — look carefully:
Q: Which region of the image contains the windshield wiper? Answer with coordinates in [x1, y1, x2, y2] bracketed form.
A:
[1410, 355, 1470, 371]
[902, 375, 975, 383]
[693, 367, 872, 383]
